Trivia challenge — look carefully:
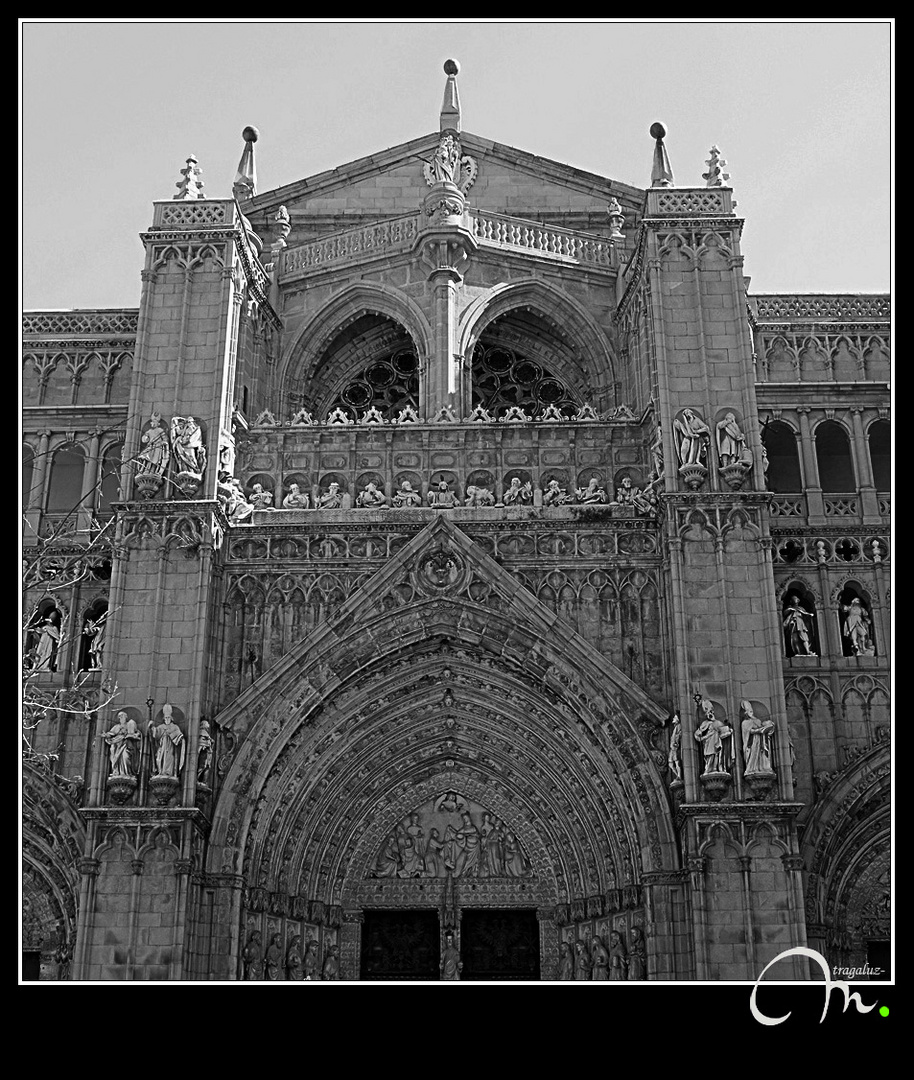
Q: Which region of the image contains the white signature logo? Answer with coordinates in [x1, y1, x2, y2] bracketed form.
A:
[750, 947, 879, 1026]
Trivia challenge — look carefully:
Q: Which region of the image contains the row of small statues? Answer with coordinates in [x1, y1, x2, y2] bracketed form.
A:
[667, 699, 778, 781]
[102, 707, 213, 785]
[260, 402, 640, 427]
[224, 475, 659, 518]
[557, 929, 646, 980]
[242, 931, 340, 981]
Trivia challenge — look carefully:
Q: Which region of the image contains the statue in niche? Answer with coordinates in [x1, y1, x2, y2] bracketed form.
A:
[373, 834, 402, 878]
[740, 700, 776, 775]
[716, 412, 752, 467]
[504, 832, 527, 877]
[480, 813, 503, 877]
[841, 597, 874, 656]
[694, 700, 733, 775]
[628, 927, 646, 980]
[317, 482, 343, 509]
[609, 930, 628, 980]
[102, 710, 141, 778]
[137, 413, 170, 478]
[424, 828, 446, 877]
[32, 613, 61, 672]
[356, 481, 387, 509]
[591, 936, 610, 980]
[170, 416, 207, 476]
[610, 476, 656, 514]
[452, 811, 481, 877]
[557, 941, 575, 981]
[465, 485, 495, 507]
[574, 939, 592, 981]
[543, 479, 573, 506]
[503, 477, 533, 506]
[668, 711, 683, 782]
[248, 483, 274, 510]
[242, 930, 264, 980]
[286, 935, 303, 981]
[440, 930, 462, 981]
[148, 704, 185, 779]
[392, 480, 422, 508]
[224, 478, 254, 523]
[84, 613, 107, 669]
[303, 939, 320, 980]
[427, 480, 459, 508]
[783, 594, 817, 657]
[403, 812, 425, 875]
[322, 944, 340, 981]
[265, 933, 283, 980]
[196, 720, 213, 785]
[282, 483, 310, 509]
[575, 476, 608, 504]
[673, 409, 710, 465]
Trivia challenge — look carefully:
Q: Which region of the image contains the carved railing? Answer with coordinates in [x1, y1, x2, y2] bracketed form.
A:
[823, 495, 859, 517]
[152, 199, 232, 228]
[282, 214, 421, 277]
[22, 311, 139, 337]
[754, 295, 890, 321]
[647, 188, 730, 216]
[877, 494, 890, 516]
[769, 495, 805, 518]
[470, 210, 614, 269]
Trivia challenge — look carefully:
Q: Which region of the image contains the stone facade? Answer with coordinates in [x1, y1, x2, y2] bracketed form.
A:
[22, 67, 889, 981]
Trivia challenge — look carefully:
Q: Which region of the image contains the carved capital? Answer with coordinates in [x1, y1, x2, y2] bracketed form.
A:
[131, 859, 145, 875]
[174, 859, 194, 875]
[342, 910, 364, 925]
[782, 854, 805, 872]
[78, 857, 100, 877]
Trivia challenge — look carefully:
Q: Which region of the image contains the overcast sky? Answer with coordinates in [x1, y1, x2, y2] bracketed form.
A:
[21, 20, 891, 310]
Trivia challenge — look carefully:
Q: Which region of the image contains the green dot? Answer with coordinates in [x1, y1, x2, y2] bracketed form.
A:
[879, 1006, 889, 1018]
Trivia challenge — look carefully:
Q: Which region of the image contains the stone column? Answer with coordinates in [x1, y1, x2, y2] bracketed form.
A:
[849, 407, 881, 524]
[797, 408, 825, 523]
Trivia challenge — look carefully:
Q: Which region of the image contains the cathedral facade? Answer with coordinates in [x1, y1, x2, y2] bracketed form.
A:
[22, 64, 890, 981]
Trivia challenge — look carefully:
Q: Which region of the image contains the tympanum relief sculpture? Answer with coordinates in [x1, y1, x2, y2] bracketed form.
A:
[368, 793, 532, 880]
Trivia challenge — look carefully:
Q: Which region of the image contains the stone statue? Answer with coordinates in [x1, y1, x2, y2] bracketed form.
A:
[694, 700, 733, 775]
[575, 476, 608, 504]
[356, 481, 387, 509]
[591, 935, 610, 980]
[137, 413, 170, 477]
[609, 930, 628, 980]
[673, 409, 710, 465]
[557, 941, 575, 981]
[102, 710, 141, 778]
[740, 700, 776, 774]
[574, 938, 592, 980]
[841, 597, 874, 656]
[373, 834, 402, 878]
[650, 423, 664, 482]
[503, 477, 533, 506]
[170, 416, 207, 476]
[428, 133, 462, 185]
[427, 480, 459, 508]
[440, 930, 462, 981]
[322, 943, 340, 981]
[286, 934, 303, 981]
[610, 475, 655, 514]
[84, 614, 107, 669]
[224, 478, 254, 523]
[392, 480, 422, 508]
[265, 932, 283, 980]
[148, 704, 185, 779]
[248, 482, 274, 510]
[628, 927, 646, 980]
[317, 482, 343, 509]
[716, 412, 751, 467]
[783, 594, 816, 657]
[196, 719, 213, 784]
[242, 930, 264, 980]
[542, 479, 572, 506]
[668, 711, 682, 782]
[504, 832, 527, 877]
[453, 811, 481, 877]
[303, 938, 320, 980]
[32, 615, 61, 672]
[422, 828, 445, 878]
[282, 483, 310, 509]
[465, 484, 495, 507]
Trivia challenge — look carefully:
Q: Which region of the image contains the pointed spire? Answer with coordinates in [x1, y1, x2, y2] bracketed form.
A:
[703, 145, 731, 187]
[440, 59, 461, 132]
[649, 122, 674, 188]
[233, 126, 259, 202]
[173, 155, 205, 200]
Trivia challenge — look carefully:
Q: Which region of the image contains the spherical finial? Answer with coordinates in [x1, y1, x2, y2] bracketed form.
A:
[444, 59, 460, 76]
[242, 126, 259, 144]
[650, 122, 667, 141]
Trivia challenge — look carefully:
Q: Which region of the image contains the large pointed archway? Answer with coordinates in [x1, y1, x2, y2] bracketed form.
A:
[207, 516, 676, 979]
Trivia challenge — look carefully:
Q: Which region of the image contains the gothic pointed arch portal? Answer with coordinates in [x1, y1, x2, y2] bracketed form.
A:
[209, 516, 675, 979]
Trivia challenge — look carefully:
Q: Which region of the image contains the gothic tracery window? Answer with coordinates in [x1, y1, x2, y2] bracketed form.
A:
[471, 343, 578, 419]
[327, 350, 420, 421]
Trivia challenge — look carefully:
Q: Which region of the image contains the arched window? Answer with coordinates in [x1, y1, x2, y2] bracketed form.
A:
[815, 421, 855, 493]
[761, 421, 802, 492]
[97, 445, 122, 515]
[328, 350, 420, 421]
[22, 444, 35, 511]
[868, 420, 890, 491]
[472, 342, 579, 419]
[46, 444, 85, 513]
